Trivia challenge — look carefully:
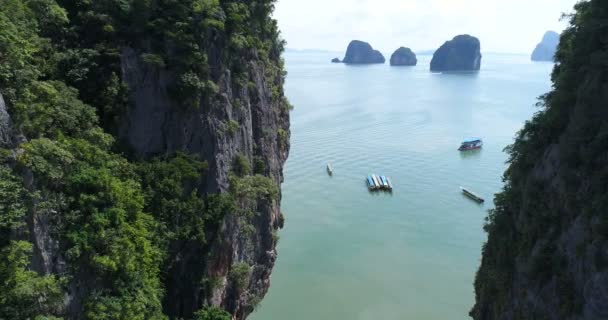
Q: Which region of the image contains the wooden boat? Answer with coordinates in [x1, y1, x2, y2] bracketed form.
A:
[460, 187, 484, 203]
[326, 163, 333, 175]
[458, 138, 483, 151]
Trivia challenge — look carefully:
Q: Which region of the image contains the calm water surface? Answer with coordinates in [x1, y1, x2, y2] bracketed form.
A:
[251, 52, 553, 320]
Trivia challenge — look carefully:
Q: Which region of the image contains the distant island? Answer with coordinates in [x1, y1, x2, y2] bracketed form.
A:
[331, 57, 341, 63]
[390, 47, 417, 66]
[341, 40, 385, 64]
[430, 35, 481, 72]
[531, 31, 559, 61]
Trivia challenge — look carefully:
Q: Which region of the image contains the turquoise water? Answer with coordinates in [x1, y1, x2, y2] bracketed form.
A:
[251, 52, 553, 320]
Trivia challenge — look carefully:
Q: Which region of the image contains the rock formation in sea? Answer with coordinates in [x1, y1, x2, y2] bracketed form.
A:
[430, 35, 482, 72]
[472, 1, 608, 319]
[331, 57, 341, 63]
[531, 31, 560, 61]
[342, 40, 385, 64]
[390, 47, 417, 66]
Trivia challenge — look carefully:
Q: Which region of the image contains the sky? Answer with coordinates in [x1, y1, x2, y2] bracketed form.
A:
[273, 0, 580, 54]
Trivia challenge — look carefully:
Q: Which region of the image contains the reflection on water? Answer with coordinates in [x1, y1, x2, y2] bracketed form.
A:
[459, 149, 483, 159]
[251, 52, 554, 320]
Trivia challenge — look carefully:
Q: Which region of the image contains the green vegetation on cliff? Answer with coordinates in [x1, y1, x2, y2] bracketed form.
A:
[0, 0, 286, 319]
[472, 1, 608, 318]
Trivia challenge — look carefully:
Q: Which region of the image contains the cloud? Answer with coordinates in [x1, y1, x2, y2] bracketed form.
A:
[273, 0, 579, 54]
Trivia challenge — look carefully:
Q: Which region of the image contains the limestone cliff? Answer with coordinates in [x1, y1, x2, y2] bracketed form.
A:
[430, 35, 481, 72]
[0, 1, 290, 319]
[472, 1, 608, 319]
[531, 31, 560, 62]
[118, 43, 290, 318]
[390, 47, 417, 66]
[342, 40, 385, 64]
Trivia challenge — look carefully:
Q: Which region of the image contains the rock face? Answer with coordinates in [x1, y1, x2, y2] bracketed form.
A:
[119, 41, 290, 319]
[342, 40, 385, 64]
[390, 47, 417, 66]
[430, 35, 481, 72]
[531, 31, 559, 61]
[331, 57, 341, 63]
[472, 2, 608, 319]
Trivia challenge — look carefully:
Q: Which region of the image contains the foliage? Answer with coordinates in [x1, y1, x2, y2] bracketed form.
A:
[138, 153, 210, 242]
[0, 167, 28, 237]
[228, 262, 251, 292]
[0, 241, 64, 320]
[193, 306, 231, 320]
[230, 174, 278, 204]
[232, 153, 251, 177]
[13, 81, 97, 138]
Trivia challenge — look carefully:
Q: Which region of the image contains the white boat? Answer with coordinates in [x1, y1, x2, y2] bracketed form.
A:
[326, 163, 333, 175]
[371, 174, 381, 188]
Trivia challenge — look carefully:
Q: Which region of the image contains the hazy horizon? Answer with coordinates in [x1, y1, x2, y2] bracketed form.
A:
[274, 0, 579, 54]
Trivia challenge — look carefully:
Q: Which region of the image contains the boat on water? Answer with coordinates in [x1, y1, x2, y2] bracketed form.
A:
[366, 174, 393, 191]
[371, 174, 381, 188]
[386, 177, 393, 190]
[380, 175, 389, 188]
[327, 163, 333, 175]
[366, 175, 376, 190]
[458, 138, 483, 151]
[460, 186, 484, 203]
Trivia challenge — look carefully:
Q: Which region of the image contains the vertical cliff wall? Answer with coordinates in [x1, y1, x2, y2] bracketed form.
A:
[0, 1, 290, 319]
[471, 1, 608, 319]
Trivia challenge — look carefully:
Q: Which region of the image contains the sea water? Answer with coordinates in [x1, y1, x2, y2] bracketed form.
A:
[250, 51, 553, 320]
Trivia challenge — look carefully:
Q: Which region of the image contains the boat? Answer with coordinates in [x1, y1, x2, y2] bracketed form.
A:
[327, 163, 333, 175]
[386, 177, 393, 190]
[366, 176, 376, 190]
[371, 174, 381, 188]
[380, 175, 389, 188]
[458, 138, 483, 151]
[366, 174, 394, 191]
[460, 187, 484, 203]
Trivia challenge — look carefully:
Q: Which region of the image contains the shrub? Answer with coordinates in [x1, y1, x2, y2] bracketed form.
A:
[0, 241, 64, 318]
[232, 153, 251, 177]
[229, 262, 250, 291]
[193, 306, 231, 320]
[141, 53, 166, 68]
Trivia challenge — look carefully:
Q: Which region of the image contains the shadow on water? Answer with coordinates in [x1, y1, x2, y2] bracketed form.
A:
[459, 149, 482, 159]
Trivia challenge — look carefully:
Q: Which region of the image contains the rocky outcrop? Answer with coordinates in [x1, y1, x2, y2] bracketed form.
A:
[342, 40, 385, 64]
[390, 47, 417, 66]
[430, 35, 481, 72]
[531, 31, 559, 61]
[120, 43, 290, 319]
[331, 57, 341, 63]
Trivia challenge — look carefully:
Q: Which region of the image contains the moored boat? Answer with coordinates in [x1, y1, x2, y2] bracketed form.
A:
[460, 186, 484, 203]
[371, 174, 381, 188]
[458, 138, 483, 151]
[380, 175, 388, 187]
[327, 163, 333, 175]
[366, 175, 375, 190]
[386, 177, 393, 190]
